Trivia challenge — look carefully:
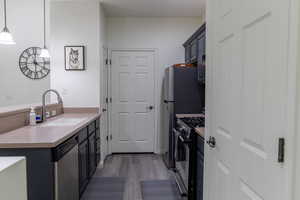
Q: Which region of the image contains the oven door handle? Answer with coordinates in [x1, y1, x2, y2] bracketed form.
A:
[174, 128, 192, 144]
[179, 135, 192, 144]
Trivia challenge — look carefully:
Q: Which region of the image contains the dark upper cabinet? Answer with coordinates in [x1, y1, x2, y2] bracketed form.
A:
[183, 23, 206, 83]
[185, 46, 191, 63]
[197, 33, 206, 84]
[79, 140, 89, 195]
[197, 33, 206, 63]
[190, 40, 198, 63]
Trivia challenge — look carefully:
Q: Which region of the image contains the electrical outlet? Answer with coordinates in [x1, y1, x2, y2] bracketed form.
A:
[62, 88, 68, 96]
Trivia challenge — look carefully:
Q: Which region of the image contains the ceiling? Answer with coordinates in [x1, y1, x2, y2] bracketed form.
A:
[100, 0, 205, 17]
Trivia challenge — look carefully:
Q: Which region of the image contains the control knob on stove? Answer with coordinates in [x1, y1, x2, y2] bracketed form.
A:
[178, 126, 186, 133]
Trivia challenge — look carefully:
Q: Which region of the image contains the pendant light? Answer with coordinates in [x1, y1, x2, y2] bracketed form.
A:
[0, 0, 15, 45]
[40, 0, 50, 58]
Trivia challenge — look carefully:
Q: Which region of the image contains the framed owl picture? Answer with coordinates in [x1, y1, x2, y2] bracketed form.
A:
[64, 46, 85, 71]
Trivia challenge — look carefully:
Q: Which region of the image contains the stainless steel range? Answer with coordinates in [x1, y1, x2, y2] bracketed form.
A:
[174, 116, 205, 199]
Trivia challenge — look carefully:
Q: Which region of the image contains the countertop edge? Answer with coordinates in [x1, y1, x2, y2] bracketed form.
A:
[195, 127, 205, 138]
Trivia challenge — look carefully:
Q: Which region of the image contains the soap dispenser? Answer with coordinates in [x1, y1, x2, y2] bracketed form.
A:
[29, 107, 37, 126]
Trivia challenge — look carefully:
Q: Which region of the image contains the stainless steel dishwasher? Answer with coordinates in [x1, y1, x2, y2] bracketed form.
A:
[53, 136, 79, 200]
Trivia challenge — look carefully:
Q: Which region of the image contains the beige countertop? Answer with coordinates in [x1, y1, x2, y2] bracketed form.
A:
[195, 127, 205, 138]
[0, 113, 100, 149]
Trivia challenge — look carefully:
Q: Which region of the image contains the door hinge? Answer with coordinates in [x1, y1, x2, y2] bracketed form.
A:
[106, 136, 109, 141]
[106, 97, 109, 104]
[278, 138, 285, 163]
[105, 59, 112, 66]
[110, 135, 112, 140]
[110, 97, 112, 103]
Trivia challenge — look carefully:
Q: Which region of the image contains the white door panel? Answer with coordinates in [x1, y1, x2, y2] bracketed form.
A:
[100, 47, 109, 159]
[111, 51, 155, 153]
[206, 0, 291, 199]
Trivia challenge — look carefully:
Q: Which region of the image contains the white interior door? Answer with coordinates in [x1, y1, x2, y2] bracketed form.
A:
[206, 0, 292, 199]
[100, 47, 109, 160]
[111, 50, 155, 153]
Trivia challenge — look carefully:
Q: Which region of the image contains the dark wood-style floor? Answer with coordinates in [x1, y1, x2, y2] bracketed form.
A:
[94, 154, 172, 200]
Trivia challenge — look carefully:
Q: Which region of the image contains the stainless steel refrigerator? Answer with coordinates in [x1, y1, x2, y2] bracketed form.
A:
[162, 65, 204, 169]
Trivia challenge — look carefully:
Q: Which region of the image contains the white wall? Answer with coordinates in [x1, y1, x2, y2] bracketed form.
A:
[0, 0, 50, 107]
[293, 0, 300, 198]
[107, 17, 203, 152]
[99, 3, 107, 110]
[50, 1, 108, 163]
[50, 1, 102, 107]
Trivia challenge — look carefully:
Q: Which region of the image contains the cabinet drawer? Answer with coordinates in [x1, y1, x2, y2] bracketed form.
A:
[78, 128, 88, 144]
[88, 121, 96, 135]
[96, 118, 100, 129]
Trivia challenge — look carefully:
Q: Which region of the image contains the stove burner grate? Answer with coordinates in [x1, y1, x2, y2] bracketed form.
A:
[180, 117, 205, 128]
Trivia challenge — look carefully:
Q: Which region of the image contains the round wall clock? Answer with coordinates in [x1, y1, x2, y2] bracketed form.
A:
[19, 47, 50, 80]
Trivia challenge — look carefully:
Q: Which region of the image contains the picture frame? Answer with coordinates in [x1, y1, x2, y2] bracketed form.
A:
[64, 46, 85, 71]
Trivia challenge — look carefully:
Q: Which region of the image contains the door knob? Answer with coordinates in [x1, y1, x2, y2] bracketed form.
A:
[147, 106, 154, 110]
[206, 136, 216, 148]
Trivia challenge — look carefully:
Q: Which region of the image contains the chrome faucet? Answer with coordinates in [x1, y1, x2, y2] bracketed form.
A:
[42, 89, 63, 121]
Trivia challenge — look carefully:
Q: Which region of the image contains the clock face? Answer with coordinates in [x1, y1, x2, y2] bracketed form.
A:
[19, 47, 50, 80]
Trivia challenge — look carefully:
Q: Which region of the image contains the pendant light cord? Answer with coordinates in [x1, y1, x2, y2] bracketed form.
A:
[43, 0, 46, 48]
[3, 0, 7, 28]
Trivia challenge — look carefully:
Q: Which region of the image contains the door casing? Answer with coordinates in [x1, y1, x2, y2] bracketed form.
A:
[107, 48, 160, 154]
[100, 47, 109, 164]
